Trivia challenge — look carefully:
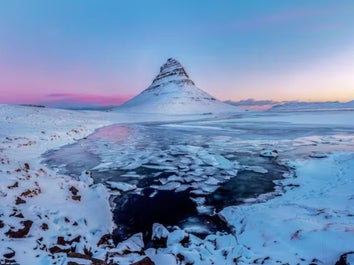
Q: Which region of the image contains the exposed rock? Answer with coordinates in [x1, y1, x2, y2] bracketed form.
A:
[67, 252, 108, 265]
[24, 163, 30, 171]
[20, 186, 41, 197]
[97, 233, 114, 248]
[15, 196, 26, 205]
[40, 223, 49, 231]
[131, 257, 155, 265]
[72, 195, 81, 201]
[5, 220, 33, 238]
[69, 186, 79, 196]
[57, 235, 81, 246]
[3, 247, 15, 259]
[7, 181, 18, 189]
[148, 58, 195, 90]
[49, 246, 72, 254]
[335, 251, 354, 265]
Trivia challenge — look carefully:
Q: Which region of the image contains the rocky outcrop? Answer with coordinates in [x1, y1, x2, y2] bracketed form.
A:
[147, 58, 196, 91]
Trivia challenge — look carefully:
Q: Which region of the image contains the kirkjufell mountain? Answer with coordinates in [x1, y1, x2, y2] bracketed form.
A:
[117, 58, 241, 114]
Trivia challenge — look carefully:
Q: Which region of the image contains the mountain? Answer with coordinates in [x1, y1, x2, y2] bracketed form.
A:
[116, 58, 241, 114]
[225, 99, 280, 110]
[270, 100, 354, 111]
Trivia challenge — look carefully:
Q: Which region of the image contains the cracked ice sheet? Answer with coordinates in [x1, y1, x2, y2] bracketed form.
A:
[220, 152, 354, 264]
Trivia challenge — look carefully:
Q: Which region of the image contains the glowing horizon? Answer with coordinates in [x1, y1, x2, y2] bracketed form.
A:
[1, 1, 354, 107]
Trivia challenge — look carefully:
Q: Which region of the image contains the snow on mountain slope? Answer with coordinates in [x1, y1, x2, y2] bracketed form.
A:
[116, 58, 241, 114]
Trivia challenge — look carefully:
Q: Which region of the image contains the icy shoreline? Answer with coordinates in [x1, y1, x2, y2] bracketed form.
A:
[1, 104, 354, 265]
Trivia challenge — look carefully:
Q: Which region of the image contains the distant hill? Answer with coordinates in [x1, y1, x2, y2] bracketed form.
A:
[269, 100, 354, 111]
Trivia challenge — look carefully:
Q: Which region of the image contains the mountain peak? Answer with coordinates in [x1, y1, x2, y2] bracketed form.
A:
[148, 58, 195, 90]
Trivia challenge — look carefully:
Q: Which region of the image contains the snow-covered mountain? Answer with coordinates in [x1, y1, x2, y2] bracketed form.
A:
[116, 58, 241, 114]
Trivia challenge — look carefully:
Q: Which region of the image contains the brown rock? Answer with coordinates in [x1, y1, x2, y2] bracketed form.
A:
[67, 253, 108, 265]
[40, 223, 49, 231]
[3, 247, 15, 259]
[5, 220, 33, 238]
[57, 235, 81, 246]
[15, 197, 26, 205]
[48, 246, 71, 254]
[72, 195, 81, 201]
[97, 234, 114, 247]
[20, 187, 41, 197]
[69, 186, 79, 195]
[68, 262, 80, 265]
[57, 236, 67, 245]
[7, 181, 18, 189]
[24, 163, 30, 171]
[130, 257, 155, 265]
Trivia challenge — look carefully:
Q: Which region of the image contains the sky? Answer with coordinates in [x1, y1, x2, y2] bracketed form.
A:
[1, 0, 354, 107]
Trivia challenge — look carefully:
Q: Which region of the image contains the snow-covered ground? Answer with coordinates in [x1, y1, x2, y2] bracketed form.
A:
[221, 152, 354, 264]
[1, 104, 354, 265]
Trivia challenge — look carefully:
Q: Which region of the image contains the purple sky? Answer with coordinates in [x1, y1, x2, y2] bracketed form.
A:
[1, 1, 354, 107]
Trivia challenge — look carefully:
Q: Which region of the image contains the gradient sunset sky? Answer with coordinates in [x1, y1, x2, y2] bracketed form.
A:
[1, 0, 354, 106]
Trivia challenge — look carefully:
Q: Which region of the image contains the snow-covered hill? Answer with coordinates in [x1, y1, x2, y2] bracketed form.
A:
[270, 100, 354, 111]
[116, 58, 241, 114]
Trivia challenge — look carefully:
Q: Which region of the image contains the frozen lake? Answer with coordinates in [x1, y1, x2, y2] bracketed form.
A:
[42, 110, 354, 242]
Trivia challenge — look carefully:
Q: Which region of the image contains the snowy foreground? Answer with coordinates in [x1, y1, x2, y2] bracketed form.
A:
[0, 104, 354, 265]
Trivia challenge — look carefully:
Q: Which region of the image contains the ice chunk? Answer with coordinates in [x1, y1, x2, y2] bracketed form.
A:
[92, 162, 112, 170]
[167, 175, 183, 182]
[105, 181, 136, 192]
[260, 149, 278, 158]
[167, 229, 188, 246]
[309, 151, 328, 158]
[204, 177, 221, 185]
[196, 205, 214, 214]
[78, 170, 94, 185]
[115, 233, 144, 254]
[184, 224, 210, 234]
[143, 165, 177, 170]
[198, 150, 233, 169]
[151, 181, 181, 190]
[190, 196, 206, 205]
[151, 223, 169, 240]
[174, 184, 190, 192]
[147, 253, 177, 265]
[242, 165, 268, 174]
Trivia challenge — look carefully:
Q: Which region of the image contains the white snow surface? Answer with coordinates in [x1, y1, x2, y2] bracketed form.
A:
[1, 104, 354, 265]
